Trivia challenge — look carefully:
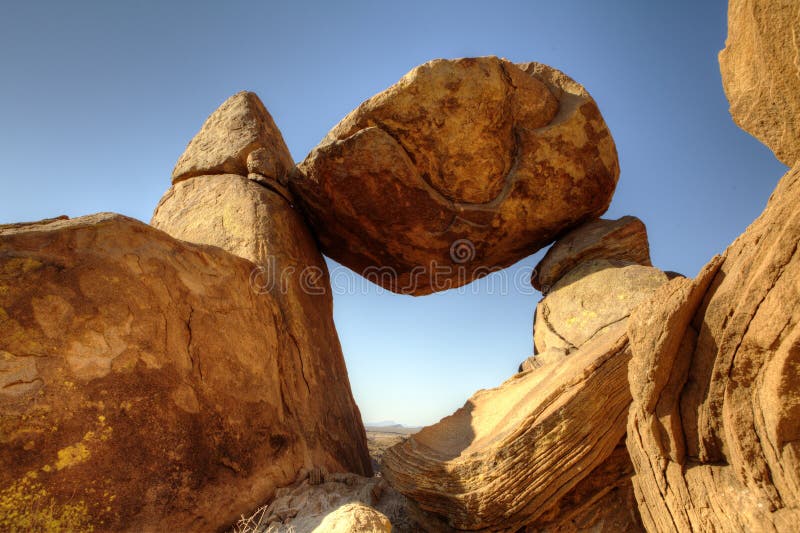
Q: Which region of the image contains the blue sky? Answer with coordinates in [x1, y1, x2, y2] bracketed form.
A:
[0, 1, 786, 426]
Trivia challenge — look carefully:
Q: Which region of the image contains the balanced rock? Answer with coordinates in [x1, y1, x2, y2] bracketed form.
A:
[382, 323, 637, 530]
[172, 91, 295, 184]
[627, 163, 800, 531]
[0, 214, 371, 531]
[292, 57, 619, 295]
[532, 216, 652, 292]
[719, 0, 800, 165]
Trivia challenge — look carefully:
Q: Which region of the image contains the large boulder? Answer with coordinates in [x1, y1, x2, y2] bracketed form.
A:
[382, 324, 639, 530]
[626, 163, 800, 531]
[719, 0, 800, 166]
[292, 57, 619, 295]
[532, 216, 652, 293]
[0, 213, 370, 533]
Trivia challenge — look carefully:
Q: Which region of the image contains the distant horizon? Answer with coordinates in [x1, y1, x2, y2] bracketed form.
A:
[0, 1, 787, 427]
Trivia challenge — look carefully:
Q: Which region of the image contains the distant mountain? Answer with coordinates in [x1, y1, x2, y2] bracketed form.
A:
[365, 422, 421, 435]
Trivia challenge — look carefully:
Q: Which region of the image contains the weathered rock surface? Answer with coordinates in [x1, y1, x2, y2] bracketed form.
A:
[533, 260, 668, 355]
[532, 216, 652, 292]
[172, 91, 295, 184]
[238, 471, 449, 533]
[382, 323, 635, 530]
[719, 0, 800, 166]
[627, 163, 800, 531]
[0, 214, 370, 531]
[292, 57, 619, 295]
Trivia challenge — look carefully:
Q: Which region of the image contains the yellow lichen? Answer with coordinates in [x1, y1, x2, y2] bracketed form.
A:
[0, 476, 94, 532]
[2, 257, 43, 275]
[55, 443, 90, 471]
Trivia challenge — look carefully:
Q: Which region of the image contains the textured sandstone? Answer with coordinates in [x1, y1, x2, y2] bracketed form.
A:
[533, 260, 668, 355]
[0, 214, 370, 531]
[719, 0, 800, 165]
[292, 57, 619, 295]
[313, 503, 392, 533]
[382, 323, 633, 530]
[532, 216, 652, 292]
[627, 163, 800, 531]
[172, 91, 295, 184]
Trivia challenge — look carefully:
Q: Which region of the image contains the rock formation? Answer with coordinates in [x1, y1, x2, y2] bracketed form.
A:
[719, 0, 800, 166]
[382, 324, 637, 531]
[532, 216, 652, 293]
[292, 57, 619, 295]
[0, 91, 371, 532]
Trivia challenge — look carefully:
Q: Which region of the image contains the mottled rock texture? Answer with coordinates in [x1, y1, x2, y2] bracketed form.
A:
[532, 216, 652, 292]
[533, 260, 667, 356]
[293, 57, 619, 295]
[719, 0, 800, 166]
[627, 163, 800, 531]
[382, 324, 635, 531]
[172, 91, 295, 184]
[0, 214, 370, 532]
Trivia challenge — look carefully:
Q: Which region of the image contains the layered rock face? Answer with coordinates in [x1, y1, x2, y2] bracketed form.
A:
[383, 219, 663, 531]
[627, 164, 800, 531]
[719, 0, 800, 166]
[293, 57, 619, 295]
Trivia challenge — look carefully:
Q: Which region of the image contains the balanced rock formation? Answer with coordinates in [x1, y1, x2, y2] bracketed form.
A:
[626, 162, 800, 532]
[719, 0, 800, 166]
[292, 57, 619, 295]
[382, 323, 638, 531]
[532, 216, 652, 293]
[0, 214, 370, 531]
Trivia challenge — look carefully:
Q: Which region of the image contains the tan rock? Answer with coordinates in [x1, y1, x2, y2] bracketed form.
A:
[171, 91, 295, 184]
[292, 57, 619, 295]
[521, 441, 643, 533]
[382, 323, 633, 530]
[313, 503, 392, 533]
[0, 214, 370, 532]
[533, 260, 668, 355]
[719, 0, 800, 165]
[532, 216, 652, 292]
[626, 163, 800, 531]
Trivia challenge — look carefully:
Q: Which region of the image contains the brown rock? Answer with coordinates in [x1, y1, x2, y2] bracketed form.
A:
[171, 91, 295, 184]
[382, 323, 633, 530]
[626, 163, 800, 531]
[313, 503, 392, 533]
[533, 260, 668, 355]
[292, 57, 619, 295]
[532, 216, 652, 292]
[522, 441, 643, 533]
[0, 214, 370, 531]
[719, 0, 800, 165]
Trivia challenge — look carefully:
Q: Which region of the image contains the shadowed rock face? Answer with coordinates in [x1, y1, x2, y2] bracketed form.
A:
[627, 163, 800, 531]
[292, 57, 619, 295]
[719, 0, 800, 166]
[0, 214, 371, 532]
[382, 324, 636, 531]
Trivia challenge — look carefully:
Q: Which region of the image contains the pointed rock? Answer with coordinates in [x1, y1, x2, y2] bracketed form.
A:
[172, 91, 295, 184]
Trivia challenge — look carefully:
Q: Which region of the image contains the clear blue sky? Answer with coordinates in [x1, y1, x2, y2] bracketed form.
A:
[0, 1, 786, 426]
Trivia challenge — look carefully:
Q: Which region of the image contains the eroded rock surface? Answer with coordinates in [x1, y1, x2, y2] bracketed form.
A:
[0, 214, 370, 532]
[627, 163, 800, 531]
[382, 324, 635, 530]
[533, 260, 667, 355]
[719, 0, 800, 166]
[293, 57, 619, 295]
[532, 216, 652, 292]
[172, 91, 295, 184]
